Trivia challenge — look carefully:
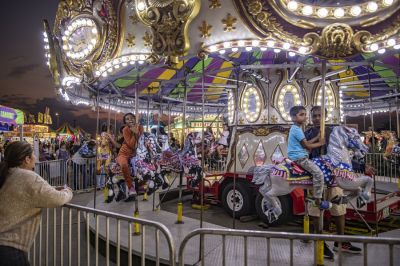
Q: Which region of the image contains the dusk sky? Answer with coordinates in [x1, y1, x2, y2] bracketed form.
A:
[0, 0, 120, 134]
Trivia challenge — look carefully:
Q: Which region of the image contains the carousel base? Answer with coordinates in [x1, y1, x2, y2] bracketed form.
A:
[86, 192, 400, 265]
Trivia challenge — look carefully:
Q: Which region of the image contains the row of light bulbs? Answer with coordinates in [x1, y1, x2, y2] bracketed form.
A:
[241, 86, 262, 123]
[286, 0, 395, 18]
[61, 18, 99, 60]
[278, 85, 302, 121]
[95, 54, 148, 78]
[62, 76, 80, 87]
[366, 38, 400, 53]
[207, 39, 310, 56]
[316, 86, 335, 120]
[339, 91, 344, 122]
[43, 32, 50, 67]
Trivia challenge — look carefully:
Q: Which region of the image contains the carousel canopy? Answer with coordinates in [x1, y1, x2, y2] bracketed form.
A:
[44, 0, 399, 119]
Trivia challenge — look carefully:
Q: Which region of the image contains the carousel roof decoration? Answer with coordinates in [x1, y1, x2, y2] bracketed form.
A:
[43, 0, 399, 118]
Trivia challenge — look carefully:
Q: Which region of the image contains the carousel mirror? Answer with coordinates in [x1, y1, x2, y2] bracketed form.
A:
[277, 84, 302, 121]
[240, 85, 263, 123]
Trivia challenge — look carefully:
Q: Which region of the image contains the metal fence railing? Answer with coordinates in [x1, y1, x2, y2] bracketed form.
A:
[35, 159, 68, 187]
[204, 157, 227, 173]
[179, 228, 400, 266]
[35, 158, 97, 192]
[28, 203, 176, 266]
[365, 153, 399, 183]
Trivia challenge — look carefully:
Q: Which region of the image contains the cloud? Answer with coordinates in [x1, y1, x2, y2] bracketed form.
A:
[7, 63, 39, 78]
[7, 56, 26, 63]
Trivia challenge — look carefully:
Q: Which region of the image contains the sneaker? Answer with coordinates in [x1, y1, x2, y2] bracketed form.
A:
[128, 186, 137, 196]
[333, 242, 362, 254]
[324, 243, 335, 260]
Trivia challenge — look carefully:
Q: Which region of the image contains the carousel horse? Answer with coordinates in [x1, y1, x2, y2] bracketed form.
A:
[104, 132, 168, 203]
[381, 131, 400, 165]
[252, 126, 373, 223]
[159, 132, 204, 187]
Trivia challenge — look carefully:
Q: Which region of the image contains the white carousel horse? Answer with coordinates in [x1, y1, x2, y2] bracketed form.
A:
[252, 126, 373, 223]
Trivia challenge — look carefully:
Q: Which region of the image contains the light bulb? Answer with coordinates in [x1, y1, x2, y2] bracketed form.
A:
[302, 5, 313, 16]
[334, 8, 345, 18]
[350, 6, 362, 16]
[387, 38, 396, 46]
[317, 8, 329, 18]
[287, 1, 298, 11]
[367, 2, 378, 12]
[370, 43, 379, 51]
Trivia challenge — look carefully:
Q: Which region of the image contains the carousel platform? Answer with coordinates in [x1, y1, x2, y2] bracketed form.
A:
[86, 191, 400, 265]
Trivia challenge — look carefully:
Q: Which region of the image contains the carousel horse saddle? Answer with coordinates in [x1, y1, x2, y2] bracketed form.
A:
[273, 158, 339, 186]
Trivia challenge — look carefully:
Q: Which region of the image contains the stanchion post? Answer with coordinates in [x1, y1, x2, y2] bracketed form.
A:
[176, 70, 188, 224]
[316, 60, 327, 266]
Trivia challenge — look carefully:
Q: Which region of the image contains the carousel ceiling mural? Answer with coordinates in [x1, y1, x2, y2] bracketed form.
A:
[44, 0, 399, 118]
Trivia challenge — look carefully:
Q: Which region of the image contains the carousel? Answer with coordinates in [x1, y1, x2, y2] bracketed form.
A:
[44, 0, 400, 265]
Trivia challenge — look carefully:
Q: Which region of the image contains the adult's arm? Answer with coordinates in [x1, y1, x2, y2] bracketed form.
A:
[26, 172, 73, 208]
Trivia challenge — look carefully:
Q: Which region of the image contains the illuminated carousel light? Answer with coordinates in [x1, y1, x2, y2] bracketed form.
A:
[260, 47, 267, 51]
[370, 43, 379, 51]
[114, 64, 120, 69]
[238, 40, 245, 47]
[43, 32, 47, 37]
[107, 67, 113, 73]
[232, 47, 239, 52]
[367, 2, 378, 12]
[209, 45, 217, 52]
[62, 45, 68, 50]
[95, 71, 101, 76]
[138, 60, 144, 64]
[302, 5, 313, 16]
[288, 52, 296, 57]
[287, 1, 298, 11]
[252, 40, 260, 46]
[137, 1, 146, 11]
[91, 28, 98, 34]
[267, 40, 275, 47]
[102, 72, 108, 77]
[283, 43, 291, 50]
[62, 36, 67, 41]
[298, 46, 308, 54]
[378, 48, 386, 54]
[122, 62, 128, 67]
[387, 38, 396, 46]
[245, 46, 253, 51]
[334, 8, 345, 18]
[317, 8, 329, 18]
[383, 0, 394, 6]
[273, 48, 281, 53]
[351, 6, 362, 17]
[394, 44, 400, 49]
[219, 49, 226, 54]
[223, 42, 231, 48]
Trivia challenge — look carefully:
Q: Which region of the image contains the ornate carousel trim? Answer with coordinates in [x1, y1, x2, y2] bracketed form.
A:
[231, 0, 400, 58]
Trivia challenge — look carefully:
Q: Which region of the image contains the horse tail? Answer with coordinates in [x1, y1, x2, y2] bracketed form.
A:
[252, 165, 273, 186]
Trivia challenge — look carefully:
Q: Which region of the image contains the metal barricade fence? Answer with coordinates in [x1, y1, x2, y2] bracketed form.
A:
[69, 158, 97, 191]
[28, 203, 176, 266]
[35, 159, 68, 187]
[365, 153, 399, 183]
[179, 228, 400, 266]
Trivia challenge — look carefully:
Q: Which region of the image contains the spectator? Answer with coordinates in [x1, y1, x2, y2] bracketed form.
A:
[0, 141, 72, 265]
[56, 143, 70, 161]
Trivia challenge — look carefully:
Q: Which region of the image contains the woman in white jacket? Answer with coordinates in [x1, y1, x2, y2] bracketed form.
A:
[0, 141, 73, 266]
